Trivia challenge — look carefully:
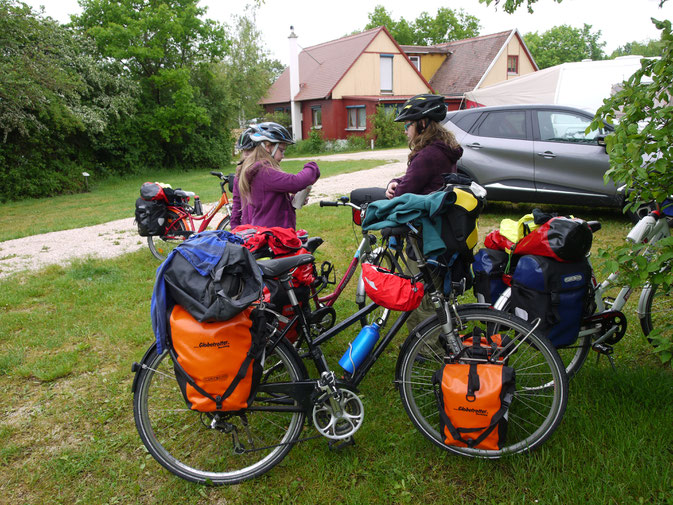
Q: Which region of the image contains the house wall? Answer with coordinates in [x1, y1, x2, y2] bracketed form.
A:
[332, 31, 431, 99]
[481, 36, 536, 88]
[417, 53, 447, 82]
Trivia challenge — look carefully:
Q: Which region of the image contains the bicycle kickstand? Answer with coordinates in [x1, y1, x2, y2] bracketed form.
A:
[593, 343, 617, 371]
[328, 436, 355, 451]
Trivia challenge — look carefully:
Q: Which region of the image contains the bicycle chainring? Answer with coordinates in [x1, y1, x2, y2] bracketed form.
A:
[584, 310, 627, 345]
[312, 389, 364, 440]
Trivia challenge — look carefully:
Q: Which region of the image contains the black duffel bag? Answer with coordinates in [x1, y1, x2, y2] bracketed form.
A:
[163, 241, 263, 322]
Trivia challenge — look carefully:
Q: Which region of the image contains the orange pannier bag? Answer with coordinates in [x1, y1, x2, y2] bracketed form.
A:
[169, 305, 265, 412]
[433, 338, 515, 450]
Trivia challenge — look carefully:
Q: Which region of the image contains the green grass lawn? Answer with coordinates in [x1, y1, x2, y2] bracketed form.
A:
[0, 198, 671, 504]
[0, 158, 387, 242]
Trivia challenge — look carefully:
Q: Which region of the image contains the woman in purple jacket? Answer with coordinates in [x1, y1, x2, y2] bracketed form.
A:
[234, 122, 320, 230]
[385, 94, 462, 199]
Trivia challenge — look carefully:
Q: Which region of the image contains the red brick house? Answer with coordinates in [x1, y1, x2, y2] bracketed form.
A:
[260, 26, 433, 141]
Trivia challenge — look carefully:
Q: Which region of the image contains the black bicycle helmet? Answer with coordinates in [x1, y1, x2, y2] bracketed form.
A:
[394, 94, 447, 123]
[249, 122, 295, 145]
[236, 125, 260, 151]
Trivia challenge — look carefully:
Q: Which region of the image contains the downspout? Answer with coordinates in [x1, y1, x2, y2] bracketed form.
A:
[288, 27, 302, 141]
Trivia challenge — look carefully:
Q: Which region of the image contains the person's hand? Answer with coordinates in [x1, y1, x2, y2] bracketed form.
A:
[385, 181, 398, 199]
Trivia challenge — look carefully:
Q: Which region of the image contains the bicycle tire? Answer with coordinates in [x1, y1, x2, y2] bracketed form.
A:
[356, 247, 395, 328]
[133, 338, 307, 485]
[639, 281, 673, 345]
[216, 214, 231, 231]
[396, 306, 568, 458]
[148, 209, 188, 261]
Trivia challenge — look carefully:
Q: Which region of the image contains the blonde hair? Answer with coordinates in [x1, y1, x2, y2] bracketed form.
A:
[238, 142, 280, 201]
[408, 120, 460, 164]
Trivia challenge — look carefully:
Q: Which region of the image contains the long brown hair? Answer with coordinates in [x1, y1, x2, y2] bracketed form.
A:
[238, 142, 280, 201]
[408, 120, 460, 164]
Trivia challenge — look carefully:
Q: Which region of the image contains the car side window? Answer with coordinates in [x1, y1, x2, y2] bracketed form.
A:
[474, 111, 527, 140]
[537, 111, 602, 144]
[453, 112, 481, 133]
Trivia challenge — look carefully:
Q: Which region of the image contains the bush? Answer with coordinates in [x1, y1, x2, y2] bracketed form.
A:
[346, 134, 368, 151]
[262, 111, 291, 128]
[286, 128, 325, 155]
[368, 105, 407, 148]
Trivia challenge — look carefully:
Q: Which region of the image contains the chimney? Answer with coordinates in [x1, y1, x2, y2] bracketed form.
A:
[288, 26, 302, 141]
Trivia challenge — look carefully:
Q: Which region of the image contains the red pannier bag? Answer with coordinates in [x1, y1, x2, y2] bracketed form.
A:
[361, 262, 424, 312]
[513, 216, 592, 262]
[169, 305, 265, 412]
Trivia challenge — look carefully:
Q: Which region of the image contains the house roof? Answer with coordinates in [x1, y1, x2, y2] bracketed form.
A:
[428, 30, 518, 97]
[399, 45, 450, 55]
[261, 27, 383, 105]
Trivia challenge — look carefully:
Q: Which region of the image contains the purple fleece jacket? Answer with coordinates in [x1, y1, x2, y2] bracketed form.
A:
[390, 140, 463, 196]
[233, 160, 320, 229]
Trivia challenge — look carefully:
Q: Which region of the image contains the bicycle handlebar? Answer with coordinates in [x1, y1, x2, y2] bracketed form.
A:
[319, 201, 339, 207]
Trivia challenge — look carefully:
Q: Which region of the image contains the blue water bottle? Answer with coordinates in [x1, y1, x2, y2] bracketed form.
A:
[338, 321, 381, 374]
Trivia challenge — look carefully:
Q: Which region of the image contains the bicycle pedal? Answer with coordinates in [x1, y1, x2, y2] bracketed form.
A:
[328, 436, 355, 451]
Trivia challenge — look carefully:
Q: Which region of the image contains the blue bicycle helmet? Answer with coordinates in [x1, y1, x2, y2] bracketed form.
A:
[249, 122, 295, 144]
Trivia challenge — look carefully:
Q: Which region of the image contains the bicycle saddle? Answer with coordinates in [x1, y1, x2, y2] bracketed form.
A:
[256, 254, 314, 278]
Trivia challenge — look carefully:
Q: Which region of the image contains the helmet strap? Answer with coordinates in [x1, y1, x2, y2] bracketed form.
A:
[271, 143, 279, 157]
[417, 119, 427, 134]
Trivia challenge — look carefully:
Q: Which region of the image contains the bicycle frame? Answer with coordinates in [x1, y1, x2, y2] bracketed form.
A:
[172, 190, 231, 234]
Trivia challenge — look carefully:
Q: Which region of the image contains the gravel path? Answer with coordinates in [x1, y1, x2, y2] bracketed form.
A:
[0, 149, 408, 279]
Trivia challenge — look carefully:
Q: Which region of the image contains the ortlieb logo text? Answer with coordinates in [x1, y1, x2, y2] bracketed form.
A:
[455, 406, 488, 416]
[195, 340, 230, 349]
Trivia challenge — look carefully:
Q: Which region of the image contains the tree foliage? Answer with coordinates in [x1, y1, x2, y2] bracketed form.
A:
[0, 0, 136, 199]
[364, 5, 480, 45]
[611, 38, 665, 58]
[524, 24, 606, 69]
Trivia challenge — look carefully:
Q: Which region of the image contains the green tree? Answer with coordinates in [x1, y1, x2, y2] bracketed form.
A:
[73, 0, 233, 168]
[365, 5, 480, 45]
[611, 38, 665, 58]
[368, 105, 407, 148]
[523, 24, 606, 69]
[0, 0, 136, 199]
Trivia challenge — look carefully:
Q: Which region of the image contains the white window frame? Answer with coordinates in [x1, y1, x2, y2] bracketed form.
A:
[380, 55, 393, 93]
[311, 106, 322, 129]
[346, 106, 367, 131]
[409, 55, 421, 72]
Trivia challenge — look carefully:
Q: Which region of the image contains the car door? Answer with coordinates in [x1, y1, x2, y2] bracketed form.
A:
[458, 109, 535, 202]
[533, 109, 619, 206]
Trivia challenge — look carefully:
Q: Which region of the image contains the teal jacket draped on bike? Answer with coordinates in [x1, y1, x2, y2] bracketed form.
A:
[150, 230, 245, 353]
[361, 192, 457, 257]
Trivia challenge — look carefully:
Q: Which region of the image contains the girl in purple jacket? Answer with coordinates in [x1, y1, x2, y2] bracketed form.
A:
[233, 123, 320, 230]
[385, 94, 463, 199]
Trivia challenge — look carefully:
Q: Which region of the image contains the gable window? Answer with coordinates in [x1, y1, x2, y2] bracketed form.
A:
[347, 106, 367, 130]
[507, 55, 519, 75]
[311, 106, 322, 128]
[380, 55, 393, 93]
[409, 55, 421, 72]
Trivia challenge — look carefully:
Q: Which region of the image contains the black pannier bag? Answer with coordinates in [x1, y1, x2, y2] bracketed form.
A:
[135, 197, 166, 236]
[510, 254, 592, 347]
[163, 242, 263, 322]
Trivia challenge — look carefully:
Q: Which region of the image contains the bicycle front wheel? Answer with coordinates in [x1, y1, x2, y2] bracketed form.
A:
[215, 214, 231, 231]
[133, 338, 307, 485]
[148, 210, 188, 261]
[639, 281, 673, 344]
[397, 306, 568, 458]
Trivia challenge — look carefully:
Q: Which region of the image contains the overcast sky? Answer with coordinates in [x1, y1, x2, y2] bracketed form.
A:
[23, 0, 673, 65]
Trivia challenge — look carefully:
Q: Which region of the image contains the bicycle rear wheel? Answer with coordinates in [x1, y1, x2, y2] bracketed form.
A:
[148, 210, 188, 261]
[640, 281, 673, 344]
[133, 338, 307, 485]
[216, 214, 231, 231]
[397, 306, 568, 458]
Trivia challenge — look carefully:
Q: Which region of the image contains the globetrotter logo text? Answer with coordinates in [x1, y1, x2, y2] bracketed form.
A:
[455, 406, 488, 416]
[195, 341, 230, 349]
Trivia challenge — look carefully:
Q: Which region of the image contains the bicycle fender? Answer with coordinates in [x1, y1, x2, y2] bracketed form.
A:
[131, 342, 158, 394]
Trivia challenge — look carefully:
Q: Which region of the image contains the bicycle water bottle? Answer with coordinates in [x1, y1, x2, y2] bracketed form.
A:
[626, 214, 656, 243]
[193, 196, 203, 215]
[338, 321, 381, 374]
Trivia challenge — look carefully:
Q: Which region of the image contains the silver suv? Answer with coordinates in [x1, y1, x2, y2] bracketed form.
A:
[442, 104, 621, 208]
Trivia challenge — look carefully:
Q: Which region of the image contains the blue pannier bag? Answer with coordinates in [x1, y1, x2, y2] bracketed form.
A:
[509, 255, 591, 347]
[473, 248, 515, 304]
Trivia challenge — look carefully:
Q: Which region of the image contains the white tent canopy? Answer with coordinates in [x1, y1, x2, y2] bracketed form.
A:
[464, 56, 652, 114]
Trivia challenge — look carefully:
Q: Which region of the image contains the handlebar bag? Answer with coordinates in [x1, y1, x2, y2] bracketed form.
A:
[169, 305, 265, 412]
[361, 262, 424, 311]
[510, 255, 592, 347]
[135, 197, 166, 236]
[433, 358, 515, 451]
